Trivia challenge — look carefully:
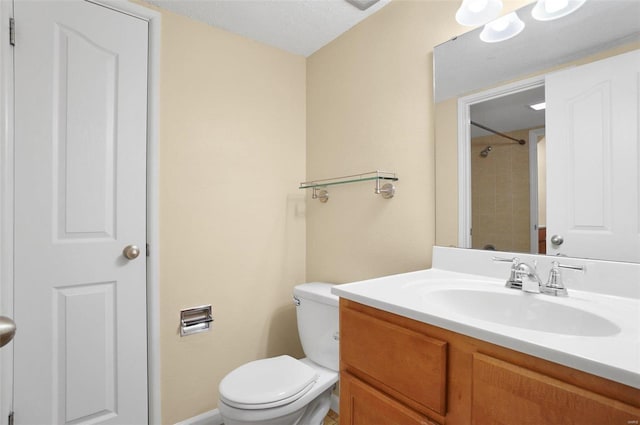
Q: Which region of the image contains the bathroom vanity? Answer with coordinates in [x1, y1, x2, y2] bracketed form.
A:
[339, 299, 639, 425]
[333, 247, 640, 425]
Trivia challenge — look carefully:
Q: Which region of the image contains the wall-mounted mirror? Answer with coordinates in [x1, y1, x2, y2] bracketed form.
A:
[434, 0, 640, 262]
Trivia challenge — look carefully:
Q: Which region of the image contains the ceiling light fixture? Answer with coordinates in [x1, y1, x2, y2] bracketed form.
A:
[528, 102, 546, 111]
[531, 0, 587, 21]
[455, 0, 503, 27]
[344, 0, 381, 11]
[480, 12, 525, 43]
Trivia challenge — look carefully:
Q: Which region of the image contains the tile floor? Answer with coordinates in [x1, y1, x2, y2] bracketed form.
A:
[323, 409, 339, 425]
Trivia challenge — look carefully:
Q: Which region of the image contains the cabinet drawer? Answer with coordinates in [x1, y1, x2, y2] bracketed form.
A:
[341, 307, 447, 415]
[341, 372, 440, 425]
[472, 353, 640, 425]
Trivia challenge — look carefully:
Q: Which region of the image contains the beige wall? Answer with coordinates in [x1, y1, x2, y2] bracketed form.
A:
[156, 8, 306, 424]
[434, 96, 459, 247]
[306, 0, 465, 283]
[304, 0, 530, 283]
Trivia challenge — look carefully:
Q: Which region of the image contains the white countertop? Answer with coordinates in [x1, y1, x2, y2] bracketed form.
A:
[332, 266, 640, 389]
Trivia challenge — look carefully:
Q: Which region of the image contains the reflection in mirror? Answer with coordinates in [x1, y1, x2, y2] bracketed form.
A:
[470, 86, 545, 255]
[433, 0, 640, 262]
[434, 1, 640, 103]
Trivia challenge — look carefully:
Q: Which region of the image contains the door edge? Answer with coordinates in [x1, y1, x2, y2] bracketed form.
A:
[93, 2, 163, 423]
[0, 0, 15, 423]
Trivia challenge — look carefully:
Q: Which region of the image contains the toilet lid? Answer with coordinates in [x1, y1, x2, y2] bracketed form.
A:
[219, 355, 319, 409]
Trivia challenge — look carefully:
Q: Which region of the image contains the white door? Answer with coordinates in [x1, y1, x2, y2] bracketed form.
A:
[546, 50, 640, 262]
[13, 1, 149, 424]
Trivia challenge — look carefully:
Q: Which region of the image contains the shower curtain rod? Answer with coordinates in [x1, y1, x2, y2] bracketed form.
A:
[471, 121, 526, 145]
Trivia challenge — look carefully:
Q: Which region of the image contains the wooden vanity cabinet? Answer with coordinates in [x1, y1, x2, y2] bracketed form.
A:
[341, 373, 440, 425]
[340, 304, 447, 424]
[472, 353, 640, 424]
[339, 299, 640, 425]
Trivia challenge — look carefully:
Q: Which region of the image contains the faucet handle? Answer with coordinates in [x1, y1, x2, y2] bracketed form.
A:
[542, 261, 585, 297]
[492, 256, 519, 266]
[556, 262, 586, 273]
[492, 256, 522, 289]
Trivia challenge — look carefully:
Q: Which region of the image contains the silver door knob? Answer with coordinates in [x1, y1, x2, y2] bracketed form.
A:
[550, 235, 564, 246]
[122, 245, 141, 260]
[0, 316, 16, 348]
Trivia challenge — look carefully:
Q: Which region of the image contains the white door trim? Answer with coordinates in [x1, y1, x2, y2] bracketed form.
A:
[457, 75, 545, 248]
[529, 127, 545, 254]
[0, 1, 162, 423]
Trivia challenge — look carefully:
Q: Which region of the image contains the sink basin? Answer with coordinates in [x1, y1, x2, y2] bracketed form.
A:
[425, 288, 621, 337]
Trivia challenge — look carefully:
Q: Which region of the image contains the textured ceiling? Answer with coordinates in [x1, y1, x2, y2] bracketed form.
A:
[147, 0, 391, 57]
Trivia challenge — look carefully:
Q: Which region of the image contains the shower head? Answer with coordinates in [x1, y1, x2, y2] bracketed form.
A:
[480, 146, 493, 157]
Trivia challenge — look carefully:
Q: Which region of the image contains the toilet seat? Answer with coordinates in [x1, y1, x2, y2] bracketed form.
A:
[219, 355, 319, 410]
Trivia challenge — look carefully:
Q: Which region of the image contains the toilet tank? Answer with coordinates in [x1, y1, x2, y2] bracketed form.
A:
[293, 283, 339, 372]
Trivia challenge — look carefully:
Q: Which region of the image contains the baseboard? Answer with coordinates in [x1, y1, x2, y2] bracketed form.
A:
[174, 395, 339, 425]
[174, 408, 223, 425]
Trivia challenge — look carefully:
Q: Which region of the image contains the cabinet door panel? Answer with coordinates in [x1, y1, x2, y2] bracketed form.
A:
[341, 373, 439, 425]
[341, 307, 447, 415]
[472, 353, 640, 425]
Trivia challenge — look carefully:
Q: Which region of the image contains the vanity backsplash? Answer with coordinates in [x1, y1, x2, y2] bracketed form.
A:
[432, 246, 640, 299]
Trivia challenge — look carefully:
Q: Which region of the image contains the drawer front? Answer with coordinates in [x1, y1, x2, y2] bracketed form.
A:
[472, 353, 640, 425]
[341, 307, 447, 415]
[341, 372, 440, 425]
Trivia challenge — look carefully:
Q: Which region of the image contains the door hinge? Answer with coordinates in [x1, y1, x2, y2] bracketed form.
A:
[9, 17, 15, 46]
[8, 411, 13, 425]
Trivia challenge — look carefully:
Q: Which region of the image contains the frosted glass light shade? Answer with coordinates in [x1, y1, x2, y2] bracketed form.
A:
[456, 0, 503, 27]
[480, 12, 525, 43]
[531, 0, 587, 21]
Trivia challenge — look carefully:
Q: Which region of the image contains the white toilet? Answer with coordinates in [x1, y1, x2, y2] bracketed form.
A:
[218, 283, 339, 425]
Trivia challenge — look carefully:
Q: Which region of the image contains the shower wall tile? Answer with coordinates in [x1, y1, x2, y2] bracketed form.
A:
[471, 129, 532, 252]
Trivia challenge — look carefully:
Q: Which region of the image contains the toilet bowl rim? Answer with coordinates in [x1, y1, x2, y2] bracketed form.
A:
[219, 355, 319, 407]
[219, 379, 316, 410]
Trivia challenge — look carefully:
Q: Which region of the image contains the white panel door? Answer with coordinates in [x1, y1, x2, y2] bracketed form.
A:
[13, 1, 149, 424]
[546, 50, 640, 262]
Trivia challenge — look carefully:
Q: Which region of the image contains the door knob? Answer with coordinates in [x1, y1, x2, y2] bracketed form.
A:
[122, 245, 141, 260]
[0, 316, 16, 348]
[550, 235, 564, 246]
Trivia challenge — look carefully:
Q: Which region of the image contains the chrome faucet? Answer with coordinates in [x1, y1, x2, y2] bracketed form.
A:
[515, 262, 543, 293]
[493, 257, 542, 293]
[494, 257, 586, 296]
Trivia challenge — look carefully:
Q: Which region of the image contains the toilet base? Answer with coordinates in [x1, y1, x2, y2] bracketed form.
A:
[295, 387, 332, 425]
[219, 407, 305, 425]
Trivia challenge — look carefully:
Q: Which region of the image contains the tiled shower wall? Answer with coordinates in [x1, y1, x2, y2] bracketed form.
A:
[471, 129, 532, 253]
